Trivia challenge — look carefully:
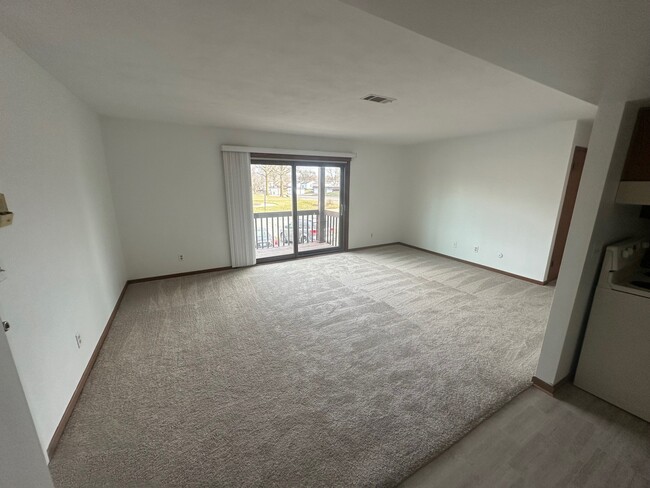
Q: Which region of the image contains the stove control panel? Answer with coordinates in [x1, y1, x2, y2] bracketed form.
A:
[608, 237, 650, 271]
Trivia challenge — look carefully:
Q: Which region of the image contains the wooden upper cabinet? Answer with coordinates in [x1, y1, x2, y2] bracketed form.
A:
[621, 107, 650, 181]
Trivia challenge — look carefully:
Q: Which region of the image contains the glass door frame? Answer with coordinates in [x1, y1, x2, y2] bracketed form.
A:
[251, 154, 350, 263]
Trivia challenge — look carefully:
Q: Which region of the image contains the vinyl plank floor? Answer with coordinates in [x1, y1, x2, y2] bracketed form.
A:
[400, 385, 650, 488]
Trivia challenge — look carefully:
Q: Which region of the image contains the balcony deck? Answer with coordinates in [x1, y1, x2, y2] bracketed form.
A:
[256, 241, 338, 260]
[254, 209, 340, 260]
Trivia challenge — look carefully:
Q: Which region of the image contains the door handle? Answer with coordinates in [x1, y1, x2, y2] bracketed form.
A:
[2, 321, 9, 332]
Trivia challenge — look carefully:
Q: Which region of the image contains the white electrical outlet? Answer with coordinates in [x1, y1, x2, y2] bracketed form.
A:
[75, 333, 82, 349]
[474, 246, 479, 253]
[178, 254, 184, 261]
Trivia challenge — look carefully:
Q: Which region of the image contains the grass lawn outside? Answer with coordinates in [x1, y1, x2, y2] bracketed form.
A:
[253, 193, 339, 213]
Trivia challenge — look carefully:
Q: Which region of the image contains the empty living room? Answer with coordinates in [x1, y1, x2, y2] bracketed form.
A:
[2, 1, 650, 487]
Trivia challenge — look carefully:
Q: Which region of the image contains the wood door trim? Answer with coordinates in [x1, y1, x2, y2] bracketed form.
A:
[546, 146, 588, 282]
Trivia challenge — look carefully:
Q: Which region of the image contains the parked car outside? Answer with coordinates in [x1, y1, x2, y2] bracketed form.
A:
[255, 228, 272, 249]
[280, 219, 318, 244]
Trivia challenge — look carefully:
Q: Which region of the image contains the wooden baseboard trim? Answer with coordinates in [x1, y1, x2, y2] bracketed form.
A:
[127, 266, 232, 284]
[47, 282, 129, 461]
[129, 248, 406, 282]
[45, 242, 544, 460]
[531, 375, 571, 396]
[348, 242, 401, 252]
[398, 243, 547, 285]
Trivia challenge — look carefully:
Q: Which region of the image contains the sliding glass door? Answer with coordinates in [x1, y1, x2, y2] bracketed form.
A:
[251, 157, 348, 262]
[296, 165, 342, 253]
[250, 163, 294, 260]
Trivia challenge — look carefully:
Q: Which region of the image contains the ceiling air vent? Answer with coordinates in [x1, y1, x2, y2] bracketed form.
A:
[362, 94, 396, 104]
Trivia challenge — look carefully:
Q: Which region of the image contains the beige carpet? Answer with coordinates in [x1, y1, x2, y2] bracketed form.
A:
[49, 245, 554, 487]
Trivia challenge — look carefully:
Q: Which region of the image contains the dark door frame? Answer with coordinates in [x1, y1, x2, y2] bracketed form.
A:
[546, 146, 588, 282]
[251, 154, 350, 264]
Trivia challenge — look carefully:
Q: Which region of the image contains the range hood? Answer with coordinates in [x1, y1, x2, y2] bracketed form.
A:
[616, 181, 650, 205]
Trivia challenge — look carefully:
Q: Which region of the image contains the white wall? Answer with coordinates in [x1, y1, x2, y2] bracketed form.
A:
[101, 117, 404, 280]
[536, 101, 650, 384]
[0, 33, 126, 457]
[401, 121, 584, 282]
[0, 330, 54, 487]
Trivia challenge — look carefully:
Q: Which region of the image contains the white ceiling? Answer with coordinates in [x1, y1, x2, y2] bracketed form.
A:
[0, 0, 596, 143]
[341, 0, 650, 105]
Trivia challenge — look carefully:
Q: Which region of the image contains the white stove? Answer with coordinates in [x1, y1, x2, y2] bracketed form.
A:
[575, 236, 650, 422]
[605, 237, 650, 298]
